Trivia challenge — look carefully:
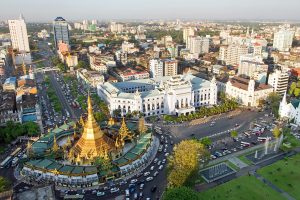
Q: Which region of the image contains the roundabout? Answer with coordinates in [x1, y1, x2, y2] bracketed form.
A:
[19, 94, 158, 189]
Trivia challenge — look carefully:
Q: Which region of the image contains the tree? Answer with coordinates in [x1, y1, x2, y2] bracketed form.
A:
[167, 140, 207, 188]
[267, 92, 281, 118]
[94, 112, 107, 123]
[24, 122, 40, 136]
[113, 109, 121, 117]
[138, 117, 147, 134]
[200, 137, 212, 146]
[77, 60, 89, 69]
[51, 56, 61, 66]
[163, 187, 200, 200]
[94, 157, 113, 172]
[57, 63, 66, 72]
[230, 130, 238, 138]
[273, 126, 281, 139]
[0, 176, 11, 193]
[289, 82, 297, 95]
[294, 88, 300, 97]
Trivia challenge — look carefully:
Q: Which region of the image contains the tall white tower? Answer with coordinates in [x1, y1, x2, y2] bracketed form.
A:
[8, 14, 30, 52]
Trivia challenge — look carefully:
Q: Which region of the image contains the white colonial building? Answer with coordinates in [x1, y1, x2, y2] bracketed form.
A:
[279, 92, 300, 125]
[98, 74, 217, 116]
[224, 76, 273, 107]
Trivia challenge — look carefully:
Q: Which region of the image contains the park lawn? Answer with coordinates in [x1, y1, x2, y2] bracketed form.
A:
[238, 155, 253, 165]
[258, 153, 300, 199]
[199, 175, 284, 200]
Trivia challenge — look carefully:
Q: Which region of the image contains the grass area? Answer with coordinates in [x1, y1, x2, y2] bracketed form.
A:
[238, 155, 253, 165]
[199, 175, 284, 200]
[258, 153, 300, 199]
[281, 133, 300, 151]
[226, 160, 240, 171]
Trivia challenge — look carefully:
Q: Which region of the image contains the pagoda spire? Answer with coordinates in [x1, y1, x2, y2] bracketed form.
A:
[22, 60, 27, 75]
[52, 134, 59, 152]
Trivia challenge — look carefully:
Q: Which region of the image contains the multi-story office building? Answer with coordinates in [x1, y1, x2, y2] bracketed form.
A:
[183, 27, 194, 44]
[98, 74, 217, 116]
[187, 36, 210, 55]
[238, 54, 267, 77]
[110, 22, 124, 33]
[273, 30, 294, 52]
[8, 14, 30, 52]
[267, 68, 289, 95]
[53, 17, 70, 49]
[219, 44, 248, 66]
[163, 59, 178, 76]
[149, 59, 164, 78]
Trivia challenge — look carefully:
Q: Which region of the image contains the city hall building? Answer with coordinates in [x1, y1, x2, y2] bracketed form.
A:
[97, 74, 217, 116]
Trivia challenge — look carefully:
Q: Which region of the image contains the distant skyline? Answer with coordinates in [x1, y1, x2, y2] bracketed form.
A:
[1, 0, 300, 22]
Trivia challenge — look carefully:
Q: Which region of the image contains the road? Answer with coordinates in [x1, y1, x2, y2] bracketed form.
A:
[47, 71, 78, 120]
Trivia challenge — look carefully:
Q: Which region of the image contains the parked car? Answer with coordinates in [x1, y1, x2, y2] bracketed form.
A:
[146, 177, 153, 182]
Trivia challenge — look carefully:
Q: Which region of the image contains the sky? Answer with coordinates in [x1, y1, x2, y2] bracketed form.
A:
[1, 0, 300, 22]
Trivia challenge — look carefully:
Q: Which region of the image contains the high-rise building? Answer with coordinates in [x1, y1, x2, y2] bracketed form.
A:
[163, 59, 178, 76]
[238, 54, 267, 77]
[268, 67, 289, 95]
[149, 59, 164, 78]
[8, 14, 30, 52]
[183, 27, 194, 44]
[53, 17, 70, 49]
[273, 30, 294, 52]
[219, 44, 248, 66]
[110, 22, 124, 33]
[187, 36, 210, 55]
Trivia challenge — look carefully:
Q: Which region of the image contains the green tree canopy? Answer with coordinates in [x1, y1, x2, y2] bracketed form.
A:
[200, 137, 212, 146]
[0, 176, 11, 193]
[77, 60, 89, 69]
[163, 186, 200, 200]
[230, 130, 238, 138]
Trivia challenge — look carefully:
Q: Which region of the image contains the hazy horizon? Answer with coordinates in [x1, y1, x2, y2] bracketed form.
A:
[1, 0, 300, 22]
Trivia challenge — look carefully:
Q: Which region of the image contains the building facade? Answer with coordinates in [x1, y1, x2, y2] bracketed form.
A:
[53, 17, 70, 49]
[98, 74, 217, 116]
[149, 59, 163, 78]
[267, 68, 289, 95]
[273, 30, 294, 52]
[183, 27, 194, 44]
[225, 76, 273, 107]
[8, 14, 30, 52]
[187, 36, 209, 55]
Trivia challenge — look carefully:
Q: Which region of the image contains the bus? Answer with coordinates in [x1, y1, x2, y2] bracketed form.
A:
[10, 147, 22, 157]
[0, 156, 13, 168]
[241, 141, 251, 147]
[64, 194, 84, 200]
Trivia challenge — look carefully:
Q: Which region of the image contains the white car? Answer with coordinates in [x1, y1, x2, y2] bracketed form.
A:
[130, 179, 138, 184]
[153, 158, 158, 163]
[144, 171, 150, 176]
[165, 153, 169, 157]
[97, 191, 105, 196]
[150, 166, 155, 171]
[162, 159, 166, 164]
[146, 177, 153, 182]
[139, 183, 144, 190]
[153, 171, 159, 177]
[110, 188, 119, 193]
[159, 165, 164, 170]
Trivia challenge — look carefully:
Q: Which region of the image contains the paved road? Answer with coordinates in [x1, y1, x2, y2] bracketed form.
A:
[47, 71, 78, 120]
[168, 109, 266, 142]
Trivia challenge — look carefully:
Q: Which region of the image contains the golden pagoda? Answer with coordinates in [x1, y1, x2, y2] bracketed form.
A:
[115, 117, 133, 149]
[108, 117, 115, 126]
[70, 94, 118, 164]
[52, 134, 59, 152]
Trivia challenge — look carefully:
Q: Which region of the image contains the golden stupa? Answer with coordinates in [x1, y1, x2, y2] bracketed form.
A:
[71, 94, 118, 164]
